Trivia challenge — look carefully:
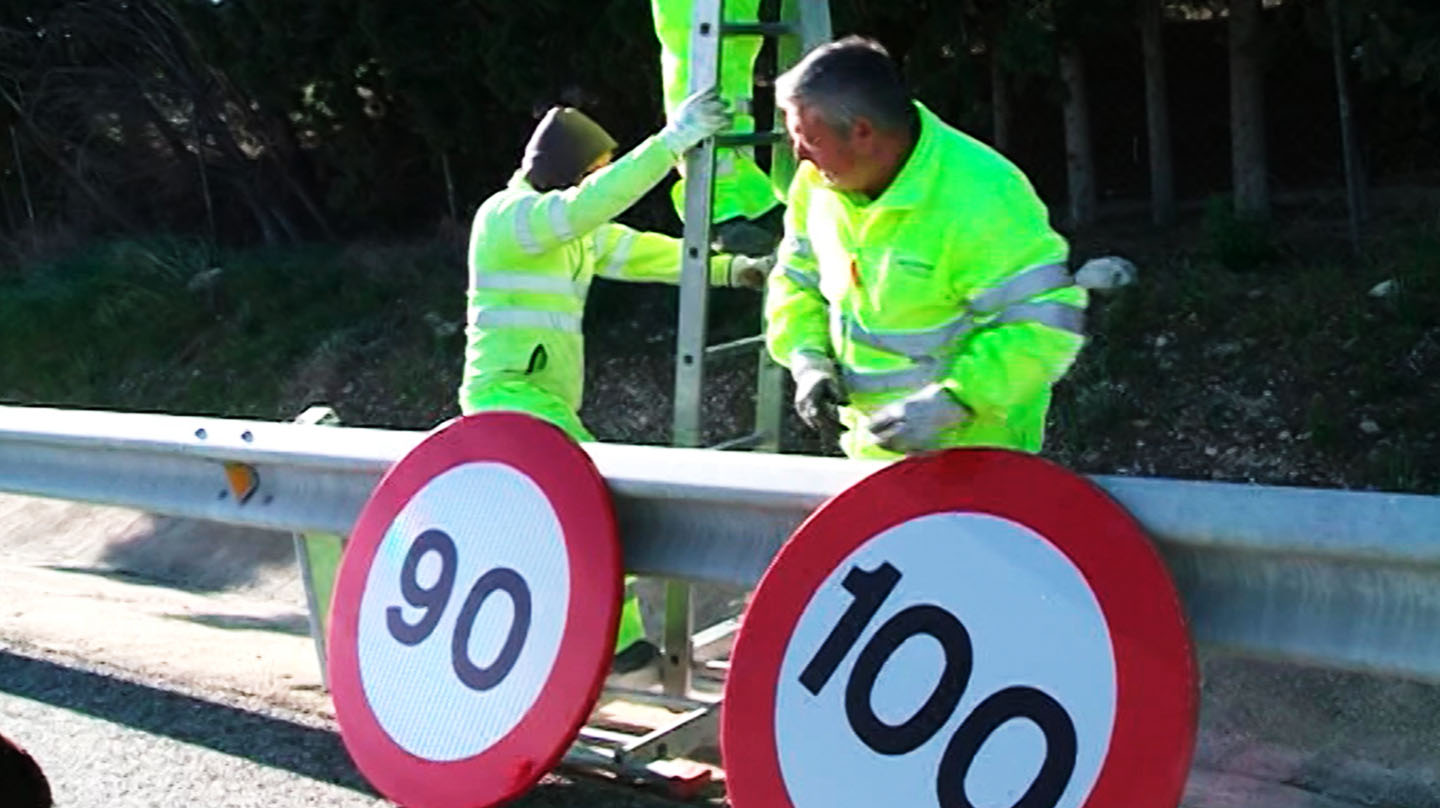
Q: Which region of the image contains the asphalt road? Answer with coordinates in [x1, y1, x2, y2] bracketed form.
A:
[0, 645, 692, 808]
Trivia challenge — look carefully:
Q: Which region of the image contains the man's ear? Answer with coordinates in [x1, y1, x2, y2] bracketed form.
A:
[850, 116, 876, 151]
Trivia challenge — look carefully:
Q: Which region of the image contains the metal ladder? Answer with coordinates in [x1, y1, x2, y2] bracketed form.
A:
[627, 0, 832, 782]
[564, 1, 834, 792]
[671, 0, 832, 453]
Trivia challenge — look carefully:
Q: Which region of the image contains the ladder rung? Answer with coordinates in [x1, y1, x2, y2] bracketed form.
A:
[704, 333, 765, 359]
[721, 21, 799, 38]
[715, 130, 784, 148]
[709, 431, 764, 451]
[577, 727, 637, 749]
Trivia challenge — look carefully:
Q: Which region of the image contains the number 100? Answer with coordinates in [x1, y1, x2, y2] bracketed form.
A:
[799, 563, 1079, 808]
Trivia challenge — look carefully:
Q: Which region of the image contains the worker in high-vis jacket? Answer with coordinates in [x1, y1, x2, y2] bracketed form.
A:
[766, 37, 1088, 460]
[461, 89, 771, 672]
[650, 0, 783, 256]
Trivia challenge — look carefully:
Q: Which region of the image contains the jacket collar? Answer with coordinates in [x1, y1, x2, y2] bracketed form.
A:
[865, 101, 941, 211]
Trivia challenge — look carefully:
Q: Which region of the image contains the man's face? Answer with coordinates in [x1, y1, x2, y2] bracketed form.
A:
[783, 102, 868, 191]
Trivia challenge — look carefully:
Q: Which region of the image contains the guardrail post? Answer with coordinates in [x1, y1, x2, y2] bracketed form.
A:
[291, 405, 346, 688]
[661, 581, 694, 697]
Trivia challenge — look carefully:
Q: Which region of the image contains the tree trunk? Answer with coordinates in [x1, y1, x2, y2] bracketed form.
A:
[1327, 0, 1366, 251]
[1, 172, 14, 234]
[990, 52, 1011, 153]
[1140, 0, 1175, 227]
[441, 150, 458, 222]
[10, 126, 36, 229]
[192, 116, 217, 250]
[1229, 0, 1269, 219]
[1, 96, 138, 234]
[1059, 41, 1096, 228]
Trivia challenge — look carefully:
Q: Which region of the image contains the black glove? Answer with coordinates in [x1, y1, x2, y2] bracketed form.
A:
[793, 358, 846, 435]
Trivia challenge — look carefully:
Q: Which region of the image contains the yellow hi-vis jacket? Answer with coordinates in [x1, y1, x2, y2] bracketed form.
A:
[651, 0, 781, 223]
[461, 134, 731, 440]
[765, 103, 1088, 459]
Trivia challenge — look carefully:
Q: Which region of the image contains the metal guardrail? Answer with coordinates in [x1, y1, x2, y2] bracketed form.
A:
[3, 405, 1440, 684]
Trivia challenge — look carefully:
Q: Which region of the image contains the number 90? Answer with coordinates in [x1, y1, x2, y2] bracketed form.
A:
[385, 529, 532, 692]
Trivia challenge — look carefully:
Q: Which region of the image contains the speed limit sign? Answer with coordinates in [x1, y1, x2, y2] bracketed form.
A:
[328, 413, 621, 808]
[723, 449, 1196, 808]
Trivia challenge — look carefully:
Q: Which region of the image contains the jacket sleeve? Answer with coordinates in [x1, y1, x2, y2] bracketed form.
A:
[764, 173, 831, 369]
[590, 223, 731, 286]
[939, 190, 1088, 416]
[495, 136, 677, 256]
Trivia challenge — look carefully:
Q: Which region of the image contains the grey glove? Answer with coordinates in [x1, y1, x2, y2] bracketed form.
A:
[1074, 256, 1138, 291]
[792, 354, 846, 435]
[868, 383, 972, 454]
[727, 254, 774, 290]
[713, 217, 782, 257]
[659, 88, 731, 156]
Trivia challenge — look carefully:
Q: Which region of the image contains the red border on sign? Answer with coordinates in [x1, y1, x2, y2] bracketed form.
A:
[328, 412, 621, 808]
[722, 449, 1197, 808]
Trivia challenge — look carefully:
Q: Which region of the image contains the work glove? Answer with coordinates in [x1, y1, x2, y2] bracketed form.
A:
[727, 254, 774, 290]
[867, 383, 972, 454]
[659, 88, 731, 156]
[792, 354, 846, 435]
[713, 216, 782, 257]
[1074, 256, 1138, 292]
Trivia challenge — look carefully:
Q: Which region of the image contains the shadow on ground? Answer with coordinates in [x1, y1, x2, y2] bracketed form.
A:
[98, 517, 299, 595]
[0, 649, 371, 794]
[0, 650, 701, 807]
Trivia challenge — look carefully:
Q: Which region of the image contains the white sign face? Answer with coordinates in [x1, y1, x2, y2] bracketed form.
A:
[356, 462, 570, 762]
[774, 512, 1116, 808]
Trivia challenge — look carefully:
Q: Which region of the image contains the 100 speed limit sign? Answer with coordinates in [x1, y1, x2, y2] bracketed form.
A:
[723, 449, 1197, 808]
[327, 413, 621, 808]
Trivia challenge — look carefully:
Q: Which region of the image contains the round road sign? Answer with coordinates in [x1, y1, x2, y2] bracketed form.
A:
[328, 412, 620, 808]
[723, 449, 1196, 808]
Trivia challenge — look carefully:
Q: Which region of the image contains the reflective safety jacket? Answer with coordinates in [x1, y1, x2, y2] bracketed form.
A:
[766, 103, 1087, 458]
[462, 135, 731, 419]
[651, 0, 780, 222]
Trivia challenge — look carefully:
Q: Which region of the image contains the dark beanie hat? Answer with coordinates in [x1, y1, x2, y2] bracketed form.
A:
[521, 107, 619, 191]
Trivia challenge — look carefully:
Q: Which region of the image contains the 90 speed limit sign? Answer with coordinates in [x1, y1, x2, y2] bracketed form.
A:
[327, 413, 621, 808]
[723, 449, 1197, 808]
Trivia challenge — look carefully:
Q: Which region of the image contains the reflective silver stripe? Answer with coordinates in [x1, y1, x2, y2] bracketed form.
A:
[782, 235, 814, 260]
[844, 264, 1081, 356]
[546, 195, 575, 242]
[514, 197, 541, 254]
[838, 267, 1084, 397]
[845, 298, 1083, 359]
[781, 264, 820, 291]
[842, 362, 938, 395]
[993, 301, 1086, 335]
[600, 229, 638, 278]
[845, 312, 976, 356]
[969, 263, 1074, 314]
[473, 309, 582, 333]
[472, 272, 581, 296]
